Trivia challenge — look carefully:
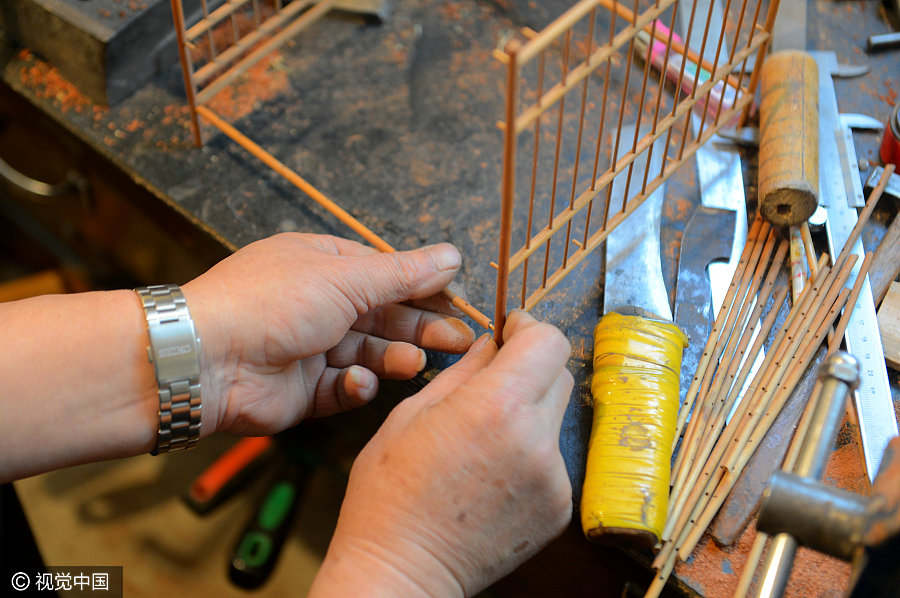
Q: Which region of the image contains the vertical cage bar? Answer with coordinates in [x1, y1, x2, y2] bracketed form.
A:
[696, 0, 733, 140]
[170, 0, 204, 146]
[602, 0, 638, 227]
[643, 2, 678, 194]
[199, 0, 218, 58]
[542, 29, 572, 289]
[252, 0, 262, 27]
[494, 40, 522, 343]
[661, 0, 699, 178]
[621, 9, 658, 209]
[731, 0, 764, 116]
[677, 0, 717, 162]
[563, 11, 595, 269]
[584, 6, 617, 246]
[740, 0, 780, 126]
[522, 51, 546, 308]
[713, 0, 750, 126]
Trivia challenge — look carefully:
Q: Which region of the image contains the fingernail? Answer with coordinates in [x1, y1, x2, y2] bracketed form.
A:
[470, 333, 490, 352]
[349, 366, 374, 391]
[428, 243, 461, 272]
[416, 348, 427, 371]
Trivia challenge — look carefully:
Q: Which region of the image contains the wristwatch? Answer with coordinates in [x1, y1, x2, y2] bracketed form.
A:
[136, 284, 202, 455]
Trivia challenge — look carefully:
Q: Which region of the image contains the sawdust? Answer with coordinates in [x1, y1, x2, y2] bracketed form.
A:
[674, 441, 869, 597]
[16, 50, 95, 115]
[205, 53, 290, 121]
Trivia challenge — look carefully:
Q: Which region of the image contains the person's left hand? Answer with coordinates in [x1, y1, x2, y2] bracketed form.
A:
[182, 233, 474, 437]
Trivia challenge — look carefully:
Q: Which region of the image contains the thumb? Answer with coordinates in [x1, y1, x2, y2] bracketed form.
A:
[341, 243, 462, 311]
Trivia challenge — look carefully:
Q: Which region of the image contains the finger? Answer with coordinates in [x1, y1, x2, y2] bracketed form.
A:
[540, 369, 575, 434]
[311, 365, 379, 418]
[406, 281, 470, 318]
[326, 331, 427, 379]
[411, 333, 498, 404]
[477, 310, 571, 404]
[338, 243, 462, 312]
[352, 303, 474, 354]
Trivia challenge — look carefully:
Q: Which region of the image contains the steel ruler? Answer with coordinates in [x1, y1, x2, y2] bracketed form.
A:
[811, 51, 897, 481]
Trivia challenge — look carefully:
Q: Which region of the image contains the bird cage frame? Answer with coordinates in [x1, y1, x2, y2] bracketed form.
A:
[490, 0, 778, 339]
[167, 0, 779, 339]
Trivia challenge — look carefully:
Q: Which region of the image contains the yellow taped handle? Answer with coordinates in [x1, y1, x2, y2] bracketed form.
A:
[580, 312, 687, 546]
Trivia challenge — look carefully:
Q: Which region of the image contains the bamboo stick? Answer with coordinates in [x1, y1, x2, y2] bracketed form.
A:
[679, 281, 854, 555]
[734, 532, 768, 597]
[658, 170, 891, 595]
[801, 222, 818, 279]
[671, 225, 772, 487]
[676, 286, 853, 560]
[828, 252, 874, 355]
[661, 254, 848, 552]
[698, 243, 788, 434]
[672, 217, 764, 446]
[832, 164, 894, 268]
[195, 106, 492, 330]
[663, 256, 826, 542]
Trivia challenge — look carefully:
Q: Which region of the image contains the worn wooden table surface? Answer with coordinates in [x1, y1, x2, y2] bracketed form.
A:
[4, 0, 899, 596]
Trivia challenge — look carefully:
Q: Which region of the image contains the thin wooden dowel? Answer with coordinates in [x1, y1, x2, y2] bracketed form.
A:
[667, 281, 789, 536]
[583, 19, 613, 246]
[679, 242, 788, 494]
[170, 0, 204, 147]
[676, 0, 717, 162]
[661, 0, 699, 177]
[200, 0, 218, 60]
[705, 242, 789, 419]
[493, 40, 521, 341]
[713, 0, 750, 127]
[829, 252, 875, 354]
[194, 105, 492, 330]
[541, 31, 571, 289]
[727, 260, 856, 468]
[834, 164, 895, 268]
[508, 40, 764, 270]
[187, 0, 253, 41]
[740, 0, 780, 126]
[664, 254, 838, 544]
[801, 222, 818, 279]
[735, 532, 768, 597]
[603, 3, 638, 227]
[563, 17, 595, 270]
[675, 286, 854, 561]
[642, 3, 678, 194]
[673, 227, 775, 482]
[195, 0, 331, 102]
[695, 0, 733, 139]
[600, 0, 745, 92]
[514, 1, 674, 134]
[194, 0, 315, 86]
[672, 217, 764, 447]
[522, 92, 756, 312]
[621, 12, 658, 206]
[731, 0, 763, 125]
[521, 51, 546, 309]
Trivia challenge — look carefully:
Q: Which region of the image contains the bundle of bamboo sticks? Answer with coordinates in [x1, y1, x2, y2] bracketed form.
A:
[643, 164, 895, 598]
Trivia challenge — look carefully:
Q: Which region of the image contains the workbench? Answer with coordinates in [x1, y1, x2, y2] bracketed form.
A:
[2, 1, 898, 596]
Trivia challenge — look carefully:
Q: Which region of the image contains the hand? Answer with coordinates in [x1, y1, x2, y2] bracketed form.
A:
[182, 233, 475, 436]
[310, 310, 573, 597]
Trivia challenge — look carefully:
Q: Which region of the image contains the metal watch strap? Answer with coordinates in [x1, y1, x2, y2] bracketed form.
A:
[136, 284, 202, 455]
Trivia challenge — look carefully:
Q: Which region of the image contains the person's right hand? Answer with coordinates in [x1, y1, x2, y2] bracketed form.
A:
[309, 310, 574, 597]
